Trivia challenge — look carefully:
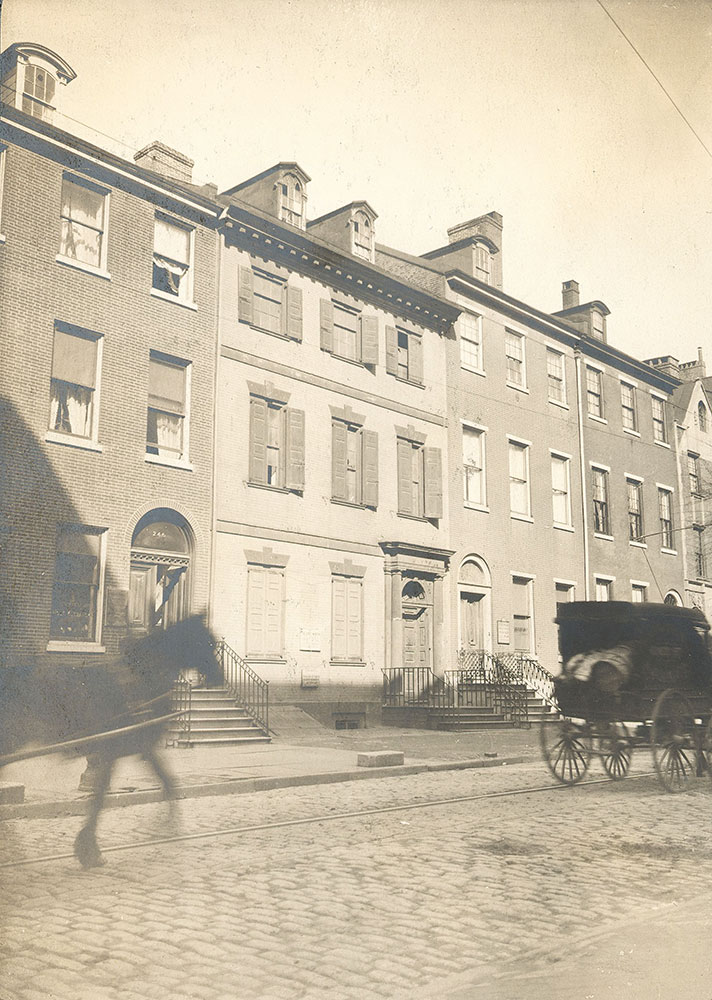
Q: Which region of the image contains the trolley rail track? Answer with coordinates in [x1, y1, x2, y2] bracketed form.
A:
[0, 771, 659, 871]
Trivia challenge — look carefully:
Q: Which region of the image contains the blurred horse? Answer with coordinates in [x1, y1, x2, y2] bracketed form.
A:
[0, 616, 221, 868]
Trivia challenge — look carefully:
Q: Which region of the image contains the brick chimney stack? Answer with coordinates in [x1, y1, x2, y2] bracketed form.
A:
[134, 141, 194, 184]
[562, 280, 580, 310]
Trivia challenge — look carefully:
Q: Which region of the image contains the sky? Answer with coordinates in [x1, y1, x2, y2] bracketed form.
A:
[3, 0, 712, 366]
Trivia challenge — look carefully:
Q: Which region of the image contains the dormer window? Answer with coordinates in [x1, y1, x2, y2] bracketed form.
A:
[592, 312, 605, 341]
[353, 212, 373, 260]
[279, 174, 303, 227]
[22, 63, 56, 119]
[474, 244, 491, 284]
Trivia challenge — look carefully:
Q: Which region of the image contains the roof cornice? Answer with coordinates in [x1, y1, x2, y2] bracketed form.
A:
[1, 106, 220, 216]
[220, 203, 460, 330]
[445, 271, 679, 391]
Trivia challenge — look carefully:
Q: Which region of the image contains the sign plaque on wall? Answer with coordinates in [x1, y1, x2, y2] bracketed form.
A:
[299, 628, 321, 652]
[496, 619, 510, 645]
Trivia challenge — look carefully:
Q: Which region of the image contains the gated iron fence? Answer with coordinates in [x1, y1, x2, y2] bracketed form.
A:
[383, 651, 558, 728]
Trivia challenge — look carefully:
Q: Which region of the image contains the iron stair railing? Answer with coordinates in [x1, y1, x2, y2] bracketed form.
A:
[169, 679, 192, 745]
[213, 639, 270, 735]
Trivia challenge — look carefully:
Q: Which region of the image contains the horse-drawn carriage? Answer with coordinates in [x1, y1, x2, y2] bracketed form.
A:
[540, 601, 712, 792]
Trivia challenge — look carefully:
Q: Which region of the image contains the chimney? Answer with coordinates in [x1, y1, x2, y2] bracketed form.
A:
[134, 141, 193, 184]
[562, 280, 579, 310]
[644, 355, 681, 379]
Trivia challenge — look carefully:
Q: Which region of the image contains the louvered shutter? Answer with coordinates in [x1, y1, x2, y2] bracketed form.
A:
[361, 429, 379, 508]
[320, 299, 334, 352]
[397, 438, 413, 514]
[264, 570, 283, 656]
[238, 266, 254, 324]
[347, 580, 362, 659]
[246, 567, 266, 656]
[332, 578, 347, 659]
[361, 315, 379, 366]
[409, 333, 424, 384]
[423, 446, 443, 518]
[285, 408, 305, 491]
[284, 285, 303, 342]
[385, 326, 398, 375]
[331, 420, 348, 500]
[248, 397, 268, 484]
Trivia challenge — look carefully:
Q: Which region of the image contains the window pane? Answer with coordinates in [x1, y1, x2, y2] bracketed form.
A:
[61, 179, 104, 229]
[154, 217, 190, 264]
[50, 382, 92, 436]
[60, 219, 102, 266]
[253, 273, 283, 334]
[52, 329, 97, 388]
[49, 528, 101, 641]
[148, 357, 186, 413]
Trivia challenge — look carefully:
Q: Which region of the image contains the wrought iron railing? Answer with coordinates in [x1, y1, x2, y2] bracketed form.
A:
[214, 639, 270, 735]
[170, 679, 192, 744]
[382, 667, 452, 709]
[516, 655, 559, 711]
[449, 650, 528, 727]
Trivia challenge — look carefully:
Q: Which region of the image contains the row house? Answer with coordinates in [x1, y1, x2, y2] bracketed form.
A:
[647, 351, 712, 620]
[0, 43, 220, 673]
[0, 39, 694, 730]
[211, 165, 459, 725]
[378, 226, 685, 675]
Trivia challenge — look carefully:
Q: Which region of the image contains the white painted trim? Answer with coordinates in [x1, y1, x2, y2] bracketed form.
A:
[56, 254, 111, 281]
[590, 461, 611, 472]
[625, 472, 644, 483]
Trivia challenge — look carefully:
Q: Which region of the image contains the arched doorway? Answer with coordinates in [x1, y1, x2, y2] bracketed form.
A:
[129, 509, 192, 631]
[458, 555, 492, 652]
[401, 579, 432, 668]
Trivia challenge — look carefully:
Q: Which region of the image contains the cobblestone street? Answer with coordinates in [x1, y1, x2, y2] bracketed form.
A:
[2, 759, 712, 999]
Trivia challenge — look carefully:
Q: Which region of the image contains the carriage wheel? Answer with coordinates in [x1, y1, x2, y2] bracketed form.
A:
[698, 715, 712, 780]
[598, 729, 632, 781]
[650, 689, 697, 793]
[539, 718, 591, 785]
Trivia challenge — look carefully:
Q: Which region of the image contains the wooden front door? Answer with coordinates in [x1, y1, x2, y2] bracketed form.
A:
[460, 592, 485, 649]
[129, 560, 187, 632]
[402, 605, 431, 668]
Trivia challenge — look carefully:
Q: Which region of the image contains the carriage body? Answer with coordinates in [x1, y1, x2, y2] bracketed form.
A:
[541, 601, 712, 791]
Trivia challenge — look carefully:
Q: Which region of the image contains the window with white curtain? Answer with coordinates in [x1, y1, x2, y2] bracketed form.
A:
[463, 426, 486, 506]
[59, 176, 108, 270]
[49, 325, 101, 440]
[146, 352, 189, 462]
[153, 215, 193, 301]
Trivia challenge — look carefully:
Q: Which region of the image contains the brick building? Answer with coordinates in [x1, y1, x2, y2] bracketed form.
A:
[0, 39, 695, 732]
[0, 43, 219, 672]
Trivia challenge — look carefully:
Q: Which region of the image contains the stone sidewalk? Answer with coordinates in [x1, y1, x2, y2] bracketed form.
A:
[0, 720, 539, 820]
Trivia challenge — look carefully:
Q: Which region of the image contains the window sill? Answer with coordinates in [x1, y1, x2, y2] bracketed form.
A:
[588, 414, 608, 425]
[330, 660, 366, 668]
[331, 353, 371, 370]
[510, 512, 533, 523]
[247, 481, 302, 496]
[461, 363, 486, 378]
[661, 548, 678, 556]
[397, 512, 430, 523]
[594, 533, 614, 542]
[244, 657, 287, 665]
[549, 398, 569, 410]
[56, 254, 111, 281]
[390, 374, 425, 389]
[45, 431, 103, 453]
[145, 454, 193, 471]
[464, 501, 489, 513]
[46, 641, 106, 653]
[553, 523, 574, 533]
[506, 382, 529, 394]
[150, 288, 197, 311]
[623, 428, 641, 438]
[331, 498, 374, 511]
[0, 234, 6, 245]
[654, 439, 671, 449]
[629, 540, 648, 549]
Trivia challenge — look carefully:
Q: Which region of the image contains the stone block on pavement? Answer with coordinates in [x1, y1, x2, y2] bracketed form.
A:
[357, 751, 404, 768]
[0, 782, 24, 804]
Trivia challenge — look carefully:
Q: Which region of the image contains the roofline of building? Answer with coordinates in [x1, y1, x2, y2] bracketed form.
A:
[421, 233, 498, 259]
[1, 105, 221, 216]
[443, 270, 678, 391]
[307, 201, 378, 227]
[555, 300, 611, 318]
[220, 161, 311, 197]
[220, 202, 460, 330]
